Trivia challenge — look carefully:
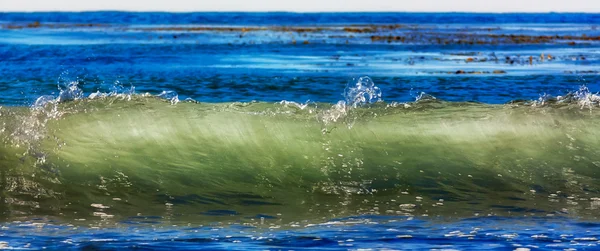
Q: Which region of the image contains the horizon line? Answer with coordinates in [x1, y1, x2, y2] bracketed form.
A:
[2, 10, 600, 14]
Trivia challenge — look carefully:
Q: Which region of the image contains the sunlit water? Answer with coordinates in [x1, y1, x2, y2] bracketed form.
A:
[1, 12, 600, 250]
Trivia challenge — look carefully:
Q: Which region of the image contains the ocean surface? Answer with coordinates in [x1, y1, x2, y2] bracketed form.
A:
[1, 12, 600, 250]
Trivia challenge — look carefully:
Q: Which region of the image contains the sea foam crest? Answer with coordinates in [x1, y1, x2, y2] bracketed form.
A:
[57, 81, 84, 102]
[19, 80, 87, 148]
[279, 100, 310, 110]
[157, 90, 180, 105]
[33, 80, 180, 109]
[88, 81, 136, 100]
[533, 86, 600, 109]
[574, 86, 600, 109]
[33, 80, 84, 109]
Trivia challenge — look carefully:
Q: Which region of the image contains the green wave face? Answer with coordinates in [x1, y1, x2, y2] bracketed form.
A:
[2, 97, 600, 223]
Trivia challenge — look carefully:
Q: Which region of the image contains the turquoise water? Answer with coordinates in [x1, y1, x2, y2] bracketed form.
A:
[1, 12, 600, 250]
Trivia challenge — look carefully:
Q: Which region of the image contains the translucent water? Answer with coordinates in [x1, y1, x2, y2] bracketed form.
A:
[2, 12, 600, 250]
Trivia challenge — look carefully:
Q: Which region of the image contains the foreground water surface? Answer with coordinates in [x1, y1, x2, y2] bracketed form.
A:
[1, 12, 600, 250]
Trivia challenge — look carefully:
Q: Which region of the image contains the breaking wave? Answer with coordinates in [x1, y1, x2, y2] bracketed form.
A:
[0, 76, 600, 223]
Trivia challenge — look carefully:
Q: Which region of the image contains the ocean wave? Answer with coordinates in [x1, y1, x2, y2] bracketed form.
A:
[0, 77, 598, 223]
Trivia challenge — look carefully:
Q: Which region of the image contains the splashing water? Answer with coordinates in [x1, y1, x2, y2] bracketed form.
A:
[279, 100, 312, 110]
[25, 81, 88, 147]
[32, 95, 57, 109]
[343, 76, 382, 108]
[320, 100, 348, 126]
[157, 90, 180, 105]
[574, 86, 600, 109]
[318, 77, 382, 127]
[32, 81, 84, 109]
[531, 85, 600, 109]
[414, 92, 437, 102]
[33, 78, 182, 109]
[89, 83, 135, 101]
[57, 81, 84, 103]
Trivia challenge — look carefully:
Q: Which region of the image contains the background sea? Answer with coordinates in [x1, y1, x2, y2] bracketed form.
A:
[0, 12, 600, 250]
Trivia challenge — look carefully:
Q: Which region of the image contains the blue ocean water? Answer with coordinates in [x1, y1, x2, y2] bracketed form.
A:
[1, 12, 599, 105]
[1, 12, 600, 250]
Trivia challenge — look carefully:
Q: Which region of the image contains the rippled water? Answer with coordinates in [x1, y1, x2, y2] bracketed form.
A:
[2, 216, 600, 250]
[1, 12, 600, 250]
